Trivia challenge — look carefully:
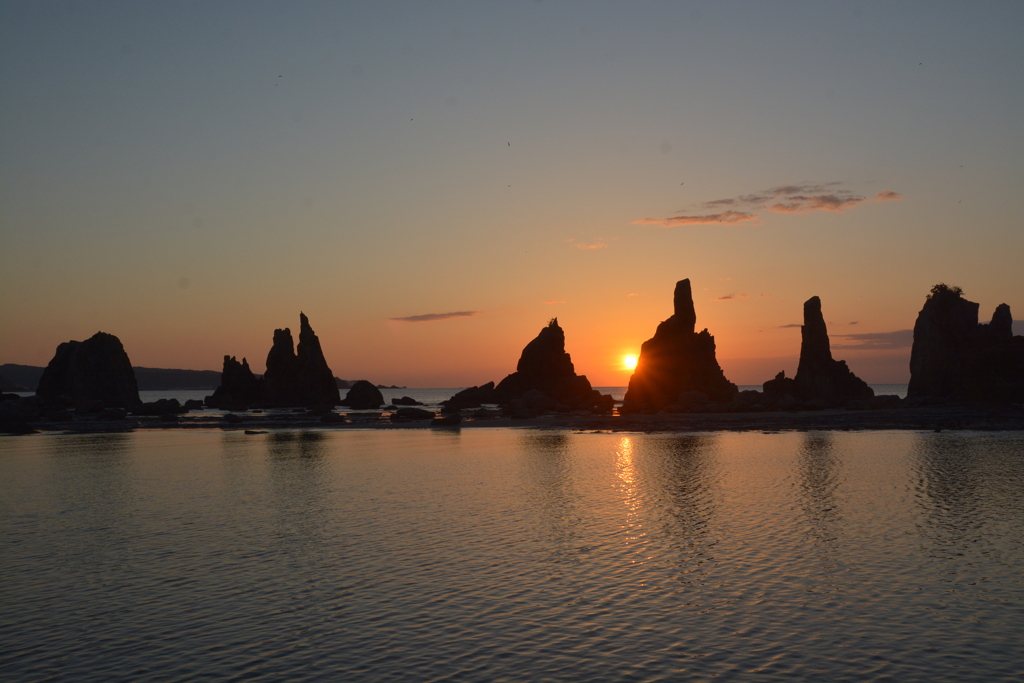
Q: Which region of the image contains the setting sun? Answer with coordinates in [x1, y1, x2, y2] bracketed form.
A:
[623, 354, 638, 371]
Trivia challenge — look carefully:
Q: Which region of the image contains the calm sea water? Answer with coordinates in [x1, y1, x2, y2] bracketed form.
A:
[2, 428, 1020, 681]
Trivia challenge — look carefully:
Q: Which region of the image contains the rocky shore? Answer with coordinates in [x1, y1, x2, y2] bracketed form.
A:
[4, 401, 1023, 435]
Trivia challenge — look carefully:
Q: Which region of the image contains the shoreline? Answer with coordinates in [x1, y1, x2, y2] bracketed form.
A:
[4, 403, 1024, 436]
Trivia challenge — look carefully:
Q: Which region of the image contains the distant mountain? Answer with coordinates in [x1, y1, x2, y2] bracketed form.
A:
[0, 365, 44, 391]
[0, 372, 30, 392]
[132, 367, 221, 391]
[0, 364, 220, 391]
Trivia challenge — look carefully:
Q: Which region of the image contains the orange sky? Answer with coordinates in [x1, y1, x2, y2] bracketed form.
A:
[2, 3, 1022, 386]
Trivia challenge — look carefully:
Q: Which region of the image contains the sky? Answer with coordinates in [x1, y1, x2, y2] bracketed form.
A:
[2, 0, 1022, 387]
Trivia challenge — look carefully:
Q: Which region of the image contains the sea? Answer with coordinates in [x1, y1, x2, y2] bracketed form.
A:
[2, 416, 1023, 681]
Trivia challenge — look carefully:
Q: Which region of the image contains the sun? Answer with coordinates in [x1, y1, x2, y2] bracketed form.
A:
[623, 354, 638, 371]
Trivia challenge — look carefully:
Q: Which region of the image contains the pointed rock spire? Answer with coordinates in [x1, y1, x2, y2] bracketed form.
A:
[622, 278, 737, 412]
[793, 296, 873, 402]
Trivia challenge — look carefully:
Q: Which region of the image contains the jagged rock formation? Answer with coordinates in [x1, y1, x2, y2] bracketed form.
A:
[206, 356, 264, 408]
[207, 313, 341, 408]
[441, 319, 612, 413]
[36, 332, 141, 408]
[793, 297, 874, 402]
[621, 279, 737, 413]
[263, 313, 341, 407]
[493, 319, 593, 403]
[340, 380, 384, 409]
[909, 284, 1024, 401]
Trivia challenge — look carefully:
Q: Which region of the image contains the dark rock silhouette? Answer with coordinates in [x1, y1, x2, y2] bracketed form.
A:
[36, 332, 141, 408]
[441, 320, 611, 412]
[341, 380, 384, 409]
[908, 284, 981, 398]
[205, 356, 264, 408]
[793, 296, 873, 402]
[294, 313, 341, 406]
[763, 370, 797, 399]
[391, 407, 434, 421]
[492, 319, 594, 403]
[621, 279, 737, 413]
[441, 382, 496, 412]
[909, 284, 1024, 401]
[209, 313, 341, 408]
[391, 396, 424, 406]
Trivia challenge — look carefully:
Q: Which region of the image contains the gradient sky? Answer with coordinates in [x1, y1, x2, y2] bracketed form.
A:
[2, 1, 1022, 386]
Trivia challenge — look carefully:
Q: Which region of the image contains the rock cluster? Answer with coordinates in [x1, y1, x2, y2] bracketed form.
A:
[621, 279, 737, 413]
[206, 313, 341, 408]
[441, 319, 614, 415]
[908, 284, 1024, 402]
[36, 332, 142, 408]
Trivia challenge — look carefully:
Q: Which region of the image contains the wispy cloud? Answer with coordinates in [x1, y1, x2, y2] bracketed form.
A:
[768, 193, 866, 213]
[832, 329, 914, 350]
[637, 181, 900, 227]
[779, 323, 802, 328]
[634, 210, 757, 228]
[714, 294, 736, 301]
[565, 237, 609, 249]
[389, 311, 479, 323]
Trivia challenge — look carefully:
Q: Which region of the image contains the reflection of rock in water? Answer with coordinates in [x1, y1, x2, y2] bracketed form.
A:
[518, 432, 584, 568]
[47, 433, 135, 578]
[265, 431, 330, 557]
[911, 433, 987, 562]
[627, 434, 720, 591]
[795, 432, 845, 589]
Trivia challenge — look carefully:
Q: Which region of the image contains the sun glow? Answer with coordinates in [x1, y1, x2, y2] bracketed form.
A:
[623, 354, 638, 371]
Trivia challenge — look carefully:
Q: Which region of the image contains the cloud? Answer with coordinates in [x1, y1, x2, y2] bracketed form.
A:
[714, 294, 735, 301]
[767, 193, 866, 213]
[389, 311, 479, 323]
[634, 210, 757, 227]
[565, 237, 609, 249]
[849, 321, 859, 325]
[779, 323, 802, 328]
[639, 181, 900, 228]
[831, 329, 914, 350]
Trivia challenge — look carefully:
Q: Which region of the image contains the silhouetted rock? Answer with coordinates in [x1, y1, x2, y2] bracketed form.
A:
[214, 313, 341, 408]
[908, 284, 979, 398]
[294, 313, 342, 406]
[909, 284, 1024, 401]
[492, 319, 595, 404]
[391, 407, 434, 421]
[206, 356, 264, 408]
[264, 327, 299, 406]
[135, 398, 185, 416]
[341, 380, 384, 409]
[441, 382, 497, 411]
[763, 370, 797, 398]
[622, 279, 737, 413]
[391, 396, 424, 406]
[793, 297, 873, 403]
[432, 414, 461, 427]
[36, 332, 141, 408]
